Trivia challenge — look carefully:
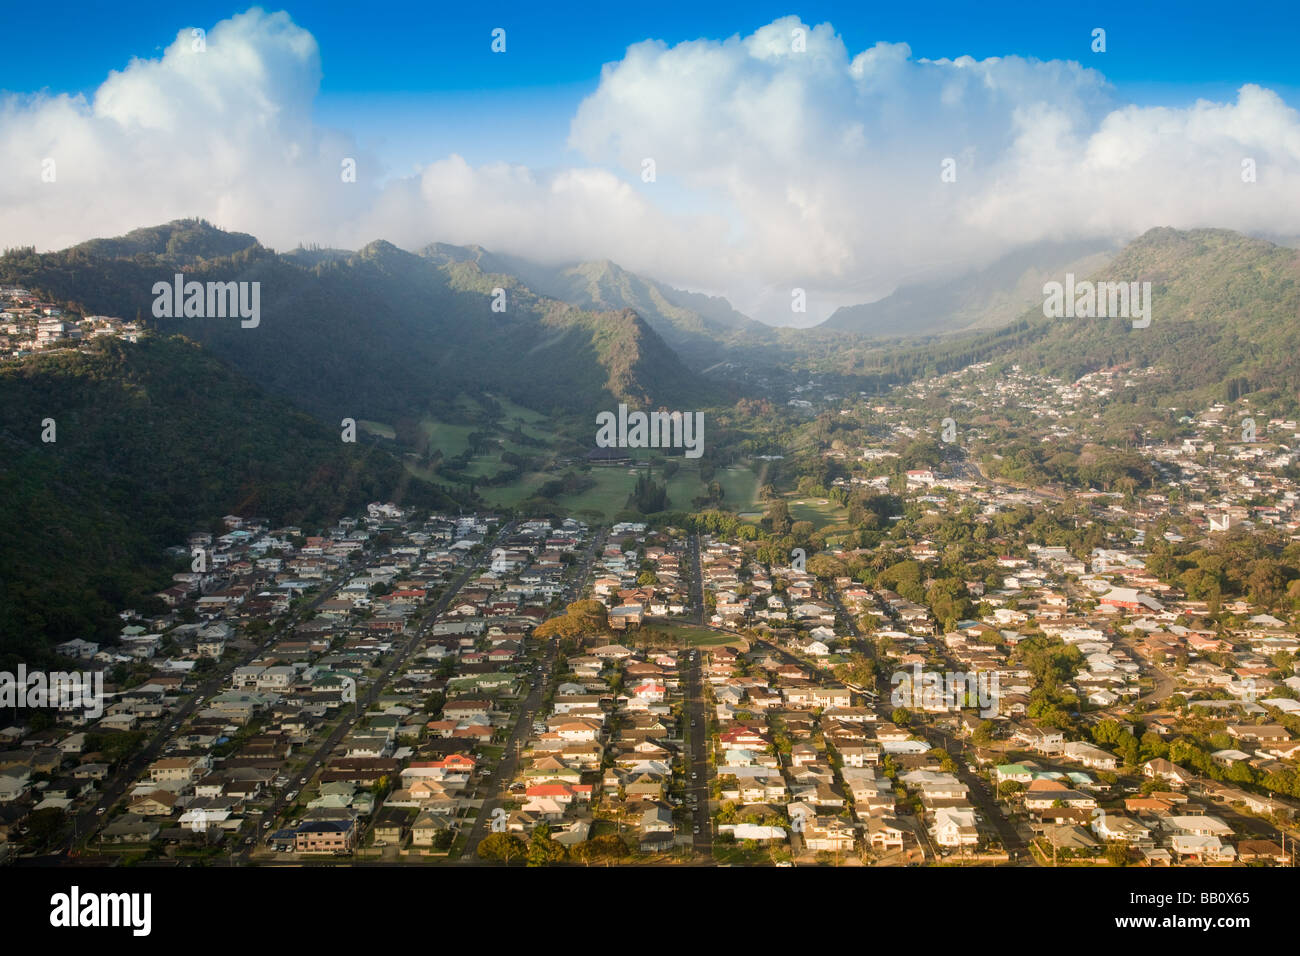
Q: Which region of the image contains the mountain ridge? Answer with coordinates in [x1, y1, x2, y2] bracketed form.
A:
[0, 220, 720, 424]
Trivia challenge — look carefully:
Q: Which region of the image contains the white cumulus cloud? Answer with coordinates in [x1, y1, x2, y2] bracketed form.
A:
[2, 9, 1298, 326]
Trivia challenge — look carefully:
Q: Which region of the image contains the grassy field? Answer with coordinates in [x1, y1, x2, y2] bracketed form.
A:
[357, 419, 395, 439]
[476, 460, 760, 519]
[788, 497, 850, 528]
[386, 391, 767, 520]
[713, 841, 782, 866]
[490, 394, 555, 442]
[651, 621, 747, 648]
[714, 464, 763, 512]
[421, 419, 476, 458]
[479, 465, 691, 516]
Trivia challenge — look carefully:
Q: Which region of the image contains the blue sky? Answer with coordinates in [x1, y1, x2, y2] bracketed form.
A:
[7, 1, 1299, 172]
[3, 3, 1299, 324]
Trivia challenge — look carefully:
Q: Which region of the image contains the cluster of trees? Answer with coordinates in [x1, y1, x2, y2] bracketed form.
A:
[1012, 635, 1083, 731]
[533, 600, 610, 641]
[535, 471, 597, 500]
[1091, 713, 1300, 798]
[476, 830, 631, 866]
[979, 440, 1154, 493]
[1146, 531, 1300, 610]
[627, 475, 670, 514]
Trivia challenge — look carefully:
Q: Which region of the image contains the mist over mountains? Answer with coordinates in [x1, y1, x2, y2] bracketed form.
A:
[819, 238, 1120, 337]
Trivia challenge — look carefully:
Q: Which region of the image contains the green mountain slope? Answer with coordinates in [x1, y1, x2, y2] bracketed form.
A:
[0, 220, 716, 425]
[820, 239, 1117, 337]
[0, 336, 465, 660]
[805, 228, 1300, 410]
[1010, 228, 1300, 402]
[421, 245, 771, 367]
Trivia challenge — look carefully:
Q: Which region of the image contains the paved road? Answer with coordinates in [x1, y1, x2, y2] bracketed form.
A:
[1113, 634, 1177, 709]
[458, 526, 604, 861]
[687, 534, 704, 626]
[922, 722, 1028, 862]
[460, 635, 561, 860]
[242, 520, 518, 861]
[53, 574, 354, 859]
[682, 649, 713, 856]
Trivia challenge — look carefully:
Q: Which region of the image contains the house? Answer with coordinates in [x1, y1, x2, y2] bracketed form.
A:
[638, 806, 676, 852]
[1169, 834, 1236, 862]
[1142, 758, 1195, 788]
[1023, 779, 1096, 811]
[1091, 811, 1153, 846]
[802, 816, 856, 852]
[411, 810, 452, 848]
[147, 756, 210, 784]
[1227, 724, 1291, 745]
[722, 823, 786, 841]
[931, 807, 979, 847]
[1059, 741, 1118, 771]
[129, 790, 178, 817]
[99, 815, 162, 845]
[523, 784, 592, 805]
[295, 819, 356, 854]
[866, 815, 907, 849]
[371, 807, 410, 845]
[1237, 839, 1290, 864]
[0, 771, 31, 803]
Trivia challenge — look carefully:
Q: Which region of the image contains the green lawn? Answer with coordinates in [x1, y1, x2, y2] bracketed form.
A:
[654, 622, 746, 647]
[713, 841, 777, 866]
[357, 419, 396, 439]
[788, 497, 850, 529]
[397, 392, 765, 521]
[715, 465, 763, 512]
[477, 460, 734, 518]
[421, 419, 476, 457]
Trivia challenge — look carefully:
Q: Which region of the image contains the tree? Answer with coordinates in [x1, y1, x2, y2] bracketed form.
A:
[24, 807, 65, 848]
[477, 832, 526, 864]
[579, 834, 630, 864]
[526, 826, 567, 866]
[766, 500, 793, 536]
[807, 553, 847, 580]
[833, 654, 876, 688]
[791, 521, 816, 543]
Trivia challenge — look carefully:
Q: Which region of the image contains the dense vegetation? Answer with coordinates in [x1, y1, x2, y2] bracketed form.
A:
[0, 219, 717, 425]
[0, 336, 465, 660]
